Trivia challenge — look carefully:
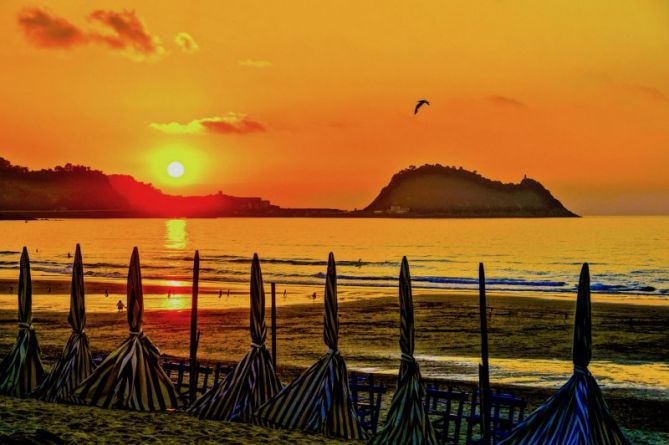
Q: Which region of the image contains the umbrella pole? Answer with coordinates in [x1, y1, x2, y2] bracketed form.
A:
[271, 282, 277, 368]
[478, 262, 492, 445]
[189, 251, 200, 405]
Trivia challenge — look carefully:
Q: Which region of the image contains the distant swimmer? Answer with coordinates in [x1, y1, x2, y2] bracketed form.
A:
[67, 252, 71, 259]
[227, 289, 230, 298]
[116, 300, 124, 312]
[356, 258, 362, 268]
[311, 292, 317, 302]
[414, 99, 430, 114]
[218, 290, 223, 299]
[105, 289, 109, 298]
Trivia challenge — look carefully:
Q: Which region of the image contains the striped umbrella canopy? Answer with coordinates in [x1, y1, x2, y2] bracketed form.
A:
[34, 244, 95, 402]
[74, 247, 180, 410]
[0, 247, 45, 397]
[255, 252, 366, 440]
[499, 264, 629, 445]
[372, 257, 437, 444]
[189, 253, 282, 421]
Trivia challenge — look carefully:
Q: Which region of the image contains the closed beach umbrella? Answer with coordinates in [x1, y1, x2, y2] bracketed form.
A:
[255, 253, 366, 440]
[0, 247, 45, 397]
[499, 264, 629, 445]
[371, 257, 437, 444]
[189, 253, 282, 421]
[74, 247, 180, 410]
[33, 244, 95, 402]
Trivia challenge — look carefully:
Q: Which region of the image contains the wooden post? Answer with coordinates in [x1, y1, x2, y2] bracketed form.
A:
[271, 282, 277, 368]
[478, 263, 492, 445]
[188, 250, 200, 405]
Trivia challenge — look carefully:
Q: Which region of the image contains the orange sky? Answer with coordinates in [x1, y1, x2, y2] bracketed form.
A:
[1, 1, 668, 214]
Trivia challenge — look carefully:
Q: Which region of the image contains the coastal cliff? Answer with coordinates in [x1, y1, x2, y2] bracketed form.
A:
[363, 164, 576, 217]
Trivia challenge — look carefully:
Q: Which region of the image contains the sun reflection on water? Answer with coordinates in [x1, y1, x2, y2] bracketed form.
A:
[165, 219, 187, 250]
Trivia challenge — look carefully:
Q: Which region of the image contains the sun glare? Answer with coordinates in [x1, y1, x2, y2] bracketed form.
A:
[167, 161, 185, 178]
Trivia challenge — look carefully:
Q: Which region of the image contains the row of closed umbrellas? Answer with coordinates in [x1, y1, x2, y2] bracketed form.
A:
[0, 245, 630, 444]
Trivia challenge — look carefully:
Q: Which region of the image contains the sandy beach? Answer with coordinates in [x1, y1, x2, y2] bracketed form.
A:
[1, 289, 668, 443]
[0, 395, 352, 444]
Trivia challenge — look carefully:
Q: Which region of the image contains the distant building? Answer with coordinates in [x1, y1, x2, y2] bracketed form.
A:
[236, 197, 272, 210]
[388, 205, 410, 214]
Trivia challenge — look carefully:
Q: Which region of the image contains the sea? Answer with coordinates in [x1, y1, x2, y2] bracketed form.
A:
[0, 216, 667, 303]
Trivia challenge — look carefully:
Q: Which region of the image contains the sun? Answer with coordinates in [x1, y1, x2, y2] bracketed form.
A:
[167, 161, 185, 178]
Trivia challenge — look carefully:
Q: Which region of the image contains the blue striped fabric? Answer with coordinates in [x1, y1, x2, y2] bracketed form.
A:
[254, 252, 367, 440]
[0, 247, 45, 397]
[371, 257, 437, 444]
[499, 264, 630, 445]
[189, 253, 282, 421]
[33, 244, 95, 402]
[74, 247, 180, 411]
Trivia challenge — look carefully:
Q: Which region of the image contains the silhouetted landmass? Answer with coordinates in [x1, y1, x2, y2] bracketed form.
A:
[0, 158, 127, 211]
[361, 164, 577, 217]
[0, 158, 575, 218]
[0, 157, 303, 218]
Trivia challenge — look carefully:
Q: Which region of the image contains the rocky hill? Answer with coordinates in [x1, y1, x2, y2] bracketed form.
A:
[363, 164, 576, 217]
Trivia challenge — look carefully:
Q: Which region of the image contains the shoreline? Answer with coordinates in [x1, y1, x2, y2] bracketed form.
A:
[0, 277, 666, 310]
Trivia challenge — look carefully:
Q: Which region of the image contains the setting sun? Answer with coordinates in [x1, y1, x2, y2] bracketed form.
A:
[167, 161, 185, 178]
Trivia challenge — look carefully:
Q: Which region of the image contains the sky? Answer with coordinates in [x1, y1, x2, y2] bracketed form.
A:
[0, 1, 668, 215]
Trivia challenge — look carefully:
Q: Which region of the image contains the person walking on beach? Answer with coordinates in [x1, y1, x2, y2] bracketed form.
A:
[105, 289, 109, 298]
[116, 300, 124, 312]
[311, 291, 317, 302]
[218, 290, 223, 299]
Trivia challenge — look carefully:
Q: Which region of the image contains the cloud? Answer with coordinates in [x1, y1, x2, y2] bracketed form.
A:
[174, 32, 199, 53]
[488, 95, 526, 108]
[17, 7, 166, 61]
[17, 8, 87, 49]
[238, 59, 273, 68]
[150, 113, 266, 135]
[625, 84, 668, 102]
[88, 9, 165, 60]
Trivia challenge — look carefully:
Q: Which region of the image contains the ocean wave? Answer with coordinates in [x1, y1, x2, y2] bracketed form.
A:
[155, 254, 394, 267]
[3, 251, 665, 297]
[313, 272, 566, 287]
[590, 283, 657, 293]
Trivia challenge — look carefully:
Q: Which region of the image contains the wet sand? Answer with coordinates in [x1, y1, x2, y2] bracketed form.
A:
[1, 291, 668, 440]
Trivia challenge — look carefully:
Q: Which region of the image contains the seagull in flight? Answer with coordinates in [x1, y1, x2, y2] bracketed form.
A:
[414, 99, 430, 114]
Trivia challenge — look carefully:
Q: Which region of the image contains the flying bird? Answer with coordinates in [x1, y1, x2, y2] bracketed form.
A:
[414, 99, 430, 114]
